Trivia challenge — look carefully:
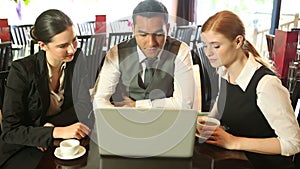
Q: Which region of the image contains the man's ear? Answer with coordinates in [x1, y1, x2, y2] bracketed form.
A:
[131, 24, 135, 33]
[166, 23, 170, 35]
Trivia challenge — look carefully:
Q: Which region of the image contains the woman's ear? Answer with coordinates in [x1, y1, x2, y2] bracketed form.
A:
[235, 35, 244, 49]
[38, 41, 47, 51]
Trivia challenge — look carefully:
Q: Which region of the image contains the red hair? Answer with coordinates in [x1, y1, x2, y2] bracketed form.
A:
[202, 10, 274, 71]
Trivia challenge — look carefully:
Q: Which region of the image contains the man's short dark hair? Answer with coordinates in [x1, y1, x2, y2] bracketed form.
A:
[132, 0, 169, 25]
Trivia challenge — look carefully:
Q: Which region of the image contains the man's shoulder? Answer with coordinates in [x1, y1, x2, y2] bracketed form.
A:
[164, 36, 189, 55]
[166, 36, 182, 46]
[117, 38, 136, 49]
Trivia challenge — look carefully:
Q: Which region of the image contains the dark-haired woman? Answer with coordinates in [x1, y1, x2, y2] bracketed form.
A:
[0, 9, 93, 168]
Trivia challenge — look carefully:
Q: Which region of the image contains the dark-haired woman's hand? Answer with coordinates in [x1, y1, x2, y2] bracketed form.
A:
[52, 122, 91, 140]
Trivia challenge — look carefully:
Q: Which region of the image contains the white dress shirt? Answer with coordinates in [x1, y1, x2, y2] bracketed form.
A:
[213, 55, 300, 156]
[91, 41, 195, 109]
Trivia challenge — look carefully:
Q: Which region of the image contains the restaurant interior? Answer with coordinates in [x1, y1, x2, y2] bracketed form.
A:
[0, 0, 299, 168]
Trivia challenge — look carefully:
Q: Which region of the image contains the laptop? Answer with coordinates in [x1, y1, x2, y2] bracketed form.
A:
[93, 107, 198, 158]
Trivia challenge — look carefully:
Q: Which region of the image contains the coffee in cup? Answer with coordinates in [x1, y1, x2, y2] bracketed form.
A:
[60, 139, 80, 156]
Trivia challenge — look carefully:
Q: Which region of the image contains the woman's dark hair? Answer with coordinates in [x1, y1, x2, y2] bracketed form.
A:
[132, 0, 169, 25]
[30, 9, 73, 44]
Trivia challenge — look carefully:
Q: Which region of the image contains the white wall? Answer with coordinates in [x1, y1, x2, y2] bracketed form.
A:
[0, 0, 175, 25]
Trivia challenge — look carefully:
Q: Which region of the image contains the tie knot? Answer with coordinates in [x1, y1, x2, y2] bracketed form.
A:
[144, 57, 157, 69]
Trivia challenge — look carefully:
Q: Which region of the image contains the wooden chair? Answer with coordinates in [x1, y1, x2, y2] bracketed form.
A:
[77, 21, 95, 35]
[266, 34, 275, 60]
[77, 33, 106, 84]
[174, 25, 195, 46]
[0, 41, 12, 71]
[107, 32, 133, 50]
[195, 43, 219, 112]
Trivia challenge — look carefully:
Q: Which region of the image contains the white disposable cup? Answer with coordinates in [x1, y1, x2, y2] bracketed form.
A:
[196, 116, 220, 139]
[59, 139, 80, 156]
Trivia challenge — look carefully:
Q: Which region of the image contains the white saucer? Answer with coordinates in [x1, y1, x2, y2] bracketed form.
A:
[54, 146, 86, 160]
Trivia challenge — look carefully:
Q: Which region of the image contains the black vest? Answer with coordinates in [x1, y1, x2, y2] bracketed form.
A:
[217, 66, 276, 137]
[111, 37, 181, 102]
[218, 66, 294, 169]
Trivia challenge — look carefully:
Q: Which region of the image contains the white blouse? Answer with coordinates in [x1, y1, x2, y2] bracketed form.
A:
[46, 62, 66, 116]
[214, 55, 300, 156]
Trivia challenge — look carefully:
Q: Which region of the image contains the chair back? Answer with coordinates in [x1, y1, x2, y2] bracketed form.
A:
[291, 80, 300, 117]
[10, 24, 37, 58]
[109, 19, 132, 33]
[192, 25, 202, 49]
[77, 21, 95, 35]
[107, 32, 134, 50]
[10, 24, 33, 46]
[0, 42, 12, 71]
[0, 70, 8, 110]
[290, 66, 300, 109]
[266, 34, 275, 60]
[192, 64, 202, 111]
[0, 23, 11, 42]
[195, 43, 219, 112]
[174, 26, 195, 46]
[292, 77, 300, 168]
[77, 33, 106, 83]
[0, 70, 9, 134]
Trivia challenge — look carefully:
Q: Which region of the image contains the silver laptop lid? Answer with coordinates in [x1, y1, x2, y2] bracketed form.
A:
[93, 108, 197, 158]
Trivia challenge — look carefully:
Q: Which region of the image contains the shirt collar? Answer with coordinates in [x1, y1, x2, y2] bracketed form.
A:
[218, 55, 262, 91]
[47, 62, 66, 79]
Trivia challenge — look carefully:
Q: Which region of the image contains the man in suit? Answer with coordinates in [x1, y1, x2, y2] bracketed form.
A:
[91, 0, 196, 109]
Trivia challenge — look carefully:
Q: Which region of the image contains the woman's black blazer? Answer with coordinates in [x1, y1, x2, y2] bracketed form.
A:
[0, 49, 94, 167]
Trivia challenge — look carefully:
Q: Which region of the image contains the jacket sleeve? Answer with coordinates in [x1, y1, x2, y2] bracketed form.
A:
[1, 60, 53, 147]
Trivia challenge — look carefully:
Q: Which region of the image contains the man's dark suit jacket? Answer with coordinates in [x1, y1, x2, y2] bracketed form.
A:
[0, 49, 93, 167]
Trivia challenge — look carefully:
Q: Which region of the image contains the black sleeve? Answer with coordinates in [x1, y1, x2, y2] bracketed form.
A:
[2, 60, 53, 147]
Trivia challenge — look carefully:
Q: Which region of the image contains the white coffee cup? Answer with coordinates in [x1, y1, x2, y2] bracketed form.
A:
[196, 116, 220, 139]
[59, 139, 80, 156]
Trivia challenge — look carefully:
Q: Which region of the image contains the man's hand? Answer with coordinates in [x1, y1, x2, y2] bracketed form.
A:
[113, 95, 136, 107]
